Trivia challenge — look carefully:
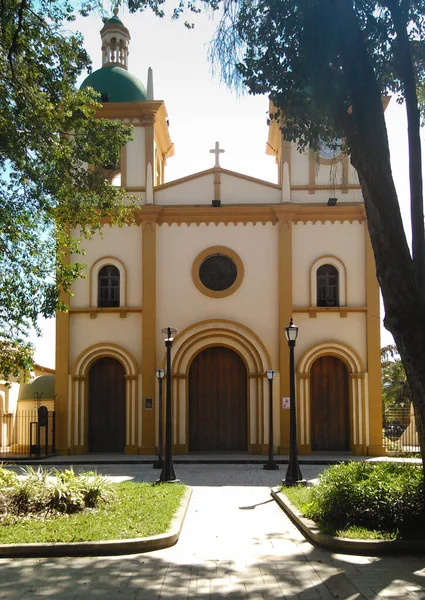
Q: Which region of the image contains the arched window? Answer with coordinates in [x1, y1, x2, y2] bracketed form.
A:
[98, 265, 120, 307]
[317, 264, 339, 307]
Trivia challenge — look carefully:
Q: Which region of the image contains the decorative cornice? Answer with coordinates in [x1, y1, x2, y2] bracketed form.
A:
[132, 203, 365, 226]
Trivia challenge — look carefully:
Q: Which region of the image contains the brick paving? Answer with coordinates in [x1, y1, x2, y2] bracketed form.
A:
[0, 463, 424, 599]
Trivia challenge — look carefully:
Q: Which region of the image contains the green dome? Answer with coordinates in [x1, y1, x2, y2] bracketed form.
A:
[106, 15, 124, 25]
[80, 65, 147, 103]
[19, 375, 55, 401]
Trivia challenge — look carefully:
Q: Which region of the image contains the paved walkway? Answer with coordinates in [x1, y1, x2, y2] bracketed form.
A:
[1, 463, 425, 599]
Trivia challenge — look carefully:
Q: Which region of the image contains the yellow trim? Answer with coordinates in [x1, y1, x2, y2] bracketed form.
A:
[365, 231, 384, 456]
[55, 258, 70, 454]
[191, 246, 244, 299]
[309, 151, 316, 194]
[342, 155, 349, 193]
[141, 220, 156, 451]
[276, 213, 293, 454]
[291, 184, 361, 191]
[121, 144, 127, 188]
[172, 319, 272, 372]
[69, 307, 142, 315]
[315, 151, 344, 167]
[213, 168, 221, 202]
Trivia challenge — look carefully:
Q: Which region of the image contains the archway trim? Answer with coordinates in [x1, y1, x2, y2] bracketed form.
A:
[297, 341, 364, 375]
[72, 343, 139, 378]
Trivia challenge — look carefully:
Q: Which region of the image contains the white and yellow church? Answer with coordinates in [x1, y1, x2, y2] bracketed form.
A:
[54, 13, 384, 457]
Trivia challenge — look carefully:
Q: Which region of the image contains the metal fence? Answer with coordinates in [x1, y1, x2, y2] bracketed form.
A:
[0, 408, 55, 459]
[382, 403, 419, 455]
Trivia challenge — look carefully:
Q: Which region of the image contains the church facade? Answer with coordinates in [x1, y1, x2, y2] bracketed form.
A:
[54, 14, 384, 457]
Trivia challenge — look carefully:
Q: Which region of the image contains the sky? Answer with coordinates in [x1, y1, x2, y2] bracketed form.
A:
[31, 5, 423, 367]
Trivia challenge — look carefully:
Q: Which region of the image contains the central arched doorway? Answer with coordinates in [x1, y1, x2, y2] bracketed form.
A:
[189, 346, 247, 451]
[88, 357, 126, 453]
[311, 355, 349, 451]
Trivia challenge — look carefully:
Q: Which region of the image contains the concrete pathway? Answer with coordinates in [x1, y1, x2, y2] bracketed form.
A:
[0, 463, 424, 599]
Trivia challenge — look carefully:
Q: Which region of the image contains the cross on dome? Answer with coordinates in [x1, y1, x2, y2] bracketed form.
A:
[210, 141, 225, 168]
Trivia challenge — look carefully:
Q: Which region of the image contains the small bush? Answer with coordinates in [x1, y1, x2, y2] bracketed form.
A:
[303, 461, 425, 538]
[0, 466, 113, 523]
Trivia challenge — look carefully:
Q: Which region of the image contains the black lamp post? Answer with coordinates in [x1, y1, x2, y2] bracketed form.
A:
[159, 327, 178, 483]
[283, 318, 305, 486]
[153, 368, 165, 469]
[263, 370, 279, 470]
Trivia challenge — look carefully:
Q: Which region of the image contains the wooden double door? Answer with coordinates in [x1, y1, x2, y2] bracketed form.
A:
[189, 346, 247, 452]
[311, 356, 349, 451]
[88, 357, 126, 453]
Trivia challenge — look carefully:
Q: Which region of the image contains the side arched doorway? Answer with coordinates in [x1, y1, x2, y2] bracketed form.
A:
[311, 355, 349, 451]
[189, 346, 247, 452]
[88, 357, 126, 453]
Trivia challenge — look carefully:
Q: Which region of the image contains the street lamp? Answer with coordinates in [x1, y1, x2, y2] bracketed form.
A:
[159, 327, 179, 483]
[263, 370, 279, 470]
[153, 368, 165, 469]
[283, 318, 305, 486]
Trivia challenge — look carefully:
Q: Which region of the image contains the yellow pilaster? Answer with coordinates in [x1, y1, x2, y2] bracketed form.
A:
[140, 219, 157, 454]
[55, 258, 71, 455]
[365, 230, 385, 455]
[275, 209, 294, 454]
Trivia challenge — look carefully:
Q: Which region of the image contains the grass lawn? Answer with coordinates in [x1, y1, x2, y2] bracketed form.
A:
[0, 481, 186, 545]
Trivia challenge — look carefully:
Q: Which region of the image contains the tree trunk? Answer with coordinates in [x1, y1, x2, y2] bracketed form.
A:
[332, 0, 425, 468]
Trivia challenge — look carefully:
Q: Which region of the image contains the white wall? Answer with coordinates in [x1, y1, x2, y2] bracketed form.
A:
[220, 174, 280, 204]
[126, 128, 145, 187]
[292, 221, 366, 306]
[70, 224, 142, 308]
[69, 313, 143, 369]
[155, 173, 215, 205]
[156, 222, 279, 365]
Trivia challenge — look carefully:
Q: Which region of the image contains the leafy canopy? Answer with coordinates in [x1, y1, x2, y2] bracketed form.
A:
[0, 0, 133, 380]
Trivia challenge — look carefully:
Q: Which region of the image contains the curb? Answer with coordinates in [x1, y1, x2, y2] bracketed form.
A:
[0, 487, 192, 558]
[271, 487, 425, 555]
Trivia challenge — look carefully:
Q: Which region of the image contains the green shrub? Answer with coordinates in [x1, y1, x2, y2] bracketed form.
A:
[303, 461, 425, 538]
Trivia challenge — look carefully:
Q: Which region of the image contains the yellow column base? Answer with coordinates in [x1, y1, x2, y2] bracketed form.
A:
[137, 446, 157, 455]
[367, 444, 386, 457]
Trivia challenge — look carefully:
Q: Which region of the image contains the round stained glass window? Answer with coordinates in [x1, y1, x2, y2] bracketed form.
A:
[199, 254, 237, 292]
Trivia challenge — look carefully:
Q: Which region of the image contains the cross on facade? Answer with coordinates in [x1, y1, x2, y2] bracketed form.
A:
[210, 141, 225, 168]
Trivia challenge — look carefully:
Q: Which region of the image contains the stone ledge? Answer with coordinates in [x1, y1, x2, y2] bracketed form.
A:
[0, 487, 192, 558]
[271, 487, 425, 555]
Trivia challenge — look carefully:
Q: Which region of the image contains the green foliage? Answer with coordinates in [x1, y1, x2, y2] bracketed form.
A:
[0, 0, 134, 381]
[381, 344, 411, 412]
[0, 466, 112, 523]
[302, 462, 425, 538]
